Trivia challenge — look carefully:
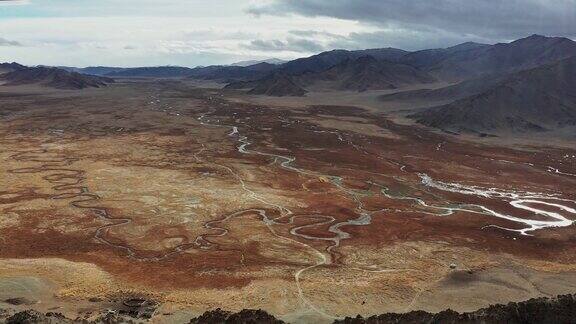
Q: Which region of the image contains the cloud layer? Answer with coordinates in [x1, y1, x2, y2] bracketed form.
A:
[0, 14, 366, 67]
[244, 38, 326, 53]
[0, 0, 574, 67]
[249, 0, 576, 40]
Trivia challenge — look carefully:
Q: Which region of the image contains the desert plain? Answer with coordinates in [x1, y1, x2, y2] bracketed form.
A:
[0, 80, 575, 323]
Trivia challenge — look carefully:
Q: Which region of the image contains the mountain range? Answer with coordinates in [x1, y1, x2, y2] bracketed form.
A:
[410, 34, 576, 81]
[225, 55, 437, 95]
[233, 34, 576, 135]
[48, 35, 575, 85]
[235, 35, 576, 94]
[2, 34, 575, 135]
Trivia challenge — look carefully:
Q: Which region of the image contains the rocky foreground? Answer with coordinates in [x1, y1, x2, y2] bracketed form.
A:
[1, 294, 575, 323]
[334, 294, 576, 324]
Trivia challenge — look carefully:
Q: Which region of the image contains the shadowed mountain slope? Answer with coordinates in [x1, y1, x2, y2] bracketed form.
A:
[65, 66, 127, 76]
[400, 42, 490, 69]
[227, 55, 435, 94]
[246, 72, 307, 97]
[304, 55, 436, 91]
[380, 73, 508, 103]
[105, 66, 195, 78]
[278, 48, 409, 75]
[186, 62, 278, 82]
[411, 55, 576, 133]
[103, 63, 276, 82]
[416, 35, 576, 81]
[0, 62, 26, 75]
[1, 66, 114, 89]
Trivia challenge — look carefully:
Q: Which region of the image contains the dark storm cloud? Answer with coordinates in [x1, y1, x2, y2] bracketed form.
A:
[244, 38, 325, 53]
[328, 29, 494, 51]
[248, 0, 576, 40]
[288, 30, 346, 39]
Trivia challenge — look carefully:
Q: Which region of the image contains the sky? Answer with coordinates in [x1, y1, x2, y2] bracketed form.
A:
[0, 0, 575, 67]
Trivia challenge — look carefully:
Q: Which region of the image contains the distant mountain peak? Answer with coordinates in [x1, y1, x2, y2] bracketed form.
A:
[231, 58, 286, 67]
[447, 42, 489, 52]
[0, 62, 26, 73]
[512, 34, 567, 44]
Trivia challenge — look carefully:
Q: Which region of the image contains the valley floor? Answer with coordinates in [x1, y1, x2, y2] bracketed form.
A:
[0, 81, 575, 323]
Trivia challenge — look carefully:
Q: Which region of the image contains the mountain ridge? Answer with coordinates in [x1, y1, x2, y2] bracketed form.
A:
[411, 55, 576, 134]
[1, 66, 114, 89]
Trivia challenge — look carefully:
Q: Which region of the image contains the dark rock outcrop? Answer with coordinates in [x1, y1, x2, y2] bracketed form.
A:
[335, 294, 576, 324]
[5, 310, 71, 324]
[3, 298, 36, 306]
[1, 293, 575, 323]
[189, 308, 285, 324]
[117, 298, 157, 319]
